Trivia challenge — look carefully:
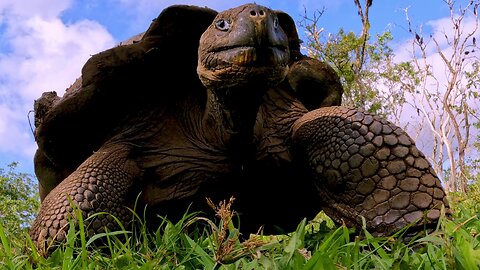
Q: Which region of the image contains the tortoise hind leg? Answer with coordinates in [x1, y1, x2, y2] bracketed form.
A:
[29, 143, 142, 255]
[292, 106, 450, 235]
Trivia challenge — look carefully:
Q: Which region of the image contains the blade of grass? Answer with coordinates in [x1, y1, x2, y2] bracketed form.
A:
[285, 219, 307, 254]
[302, 249, 337, 270]
[0, 222, 15, 269]
[362, 229, 392, 268]
[184, 234, 215, 269]
[62, 218, 77, 270]
[85, 230, 132, 247]
[317, 226, 348, 252]
[75, 206, 88, 269]
[25, 233, 42, 264]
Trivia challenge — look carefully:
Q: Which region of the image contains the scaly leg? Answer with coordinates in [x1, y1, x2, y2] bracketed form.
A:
[292, 106, 449, 235]
[30, 143, 142, 255]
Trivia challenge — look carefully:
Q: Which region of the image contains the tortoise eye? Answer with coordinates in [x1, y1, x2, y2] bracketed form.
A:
[273, 17, 279, 29]
[215, 19, 231, 31]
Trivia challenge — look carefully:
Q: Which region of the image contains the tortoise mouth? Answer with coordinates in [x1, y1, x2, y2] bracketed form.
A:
[208, 45, 289, 67]
[197, 44, 290, 90]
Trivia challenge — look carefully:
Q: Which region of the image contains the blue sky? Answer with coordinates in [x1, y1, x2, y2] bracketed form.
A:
[0, 0, 459, 176]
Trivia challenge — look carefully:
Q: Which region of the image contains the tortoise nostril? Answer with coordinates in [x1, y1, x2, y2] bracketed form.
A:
[250, 8, 266, 17]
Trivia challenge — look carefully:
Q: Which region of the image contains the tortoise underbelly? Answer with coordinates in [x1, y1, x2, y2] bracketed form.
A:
[138, 152, 321, 234]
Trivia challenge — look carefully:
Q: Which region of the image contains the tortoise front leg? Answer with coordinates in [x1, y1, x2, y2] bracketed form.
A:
[29, 143, 142, 255]
[292, 106, 449, 235]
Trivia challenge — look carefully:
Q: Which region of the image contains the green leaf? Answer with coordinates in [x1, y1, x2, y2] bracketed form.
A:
[184, 234, 215, 269]
[303, 250, 337, 270]
[285, 218, 307, 254]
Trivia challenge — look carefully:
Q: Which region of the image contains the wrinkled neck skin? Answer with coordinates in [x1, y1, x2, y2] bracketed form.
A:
[202, 82, 267, 157]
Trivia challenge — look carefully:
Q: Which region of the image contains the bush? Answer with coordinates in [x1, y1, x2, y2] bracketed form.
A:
[0, 162, 40, 232]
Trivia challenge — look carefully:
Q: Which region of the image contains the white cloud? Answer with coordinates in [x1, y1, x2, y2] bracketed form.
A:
[0, 105, 35, 156]
[426, 15, 479, 50]
[0, 0, 72, 25]
[1, 16, 114, 101]
[0, 0, 115, 164]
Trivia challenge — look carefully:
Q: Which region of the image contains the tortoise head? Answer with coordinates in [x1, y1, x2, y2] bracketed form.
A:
[197, 4, 290, 91]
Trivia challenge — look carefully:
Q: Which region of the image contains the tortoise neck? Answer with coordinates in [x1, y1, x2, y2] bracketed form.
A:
[203, 86, 264, 151]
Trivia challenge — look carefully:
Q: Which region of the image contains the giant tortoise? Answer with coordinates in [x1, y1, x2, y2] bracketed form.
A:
[30, 3, 449, 253]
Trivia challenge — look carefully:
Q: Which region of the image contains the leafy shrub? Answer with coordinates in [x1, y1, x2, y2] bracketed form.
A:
[0, 162, 40, 232]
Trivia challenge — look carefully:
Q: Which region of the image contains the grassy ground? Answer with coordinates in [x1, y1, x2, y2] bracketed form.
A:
[1, 193, 480, 269]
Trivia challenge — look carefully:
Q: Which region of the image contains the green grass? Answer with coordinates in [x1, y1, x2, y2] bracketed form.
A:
[1, 195, 480, 269]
